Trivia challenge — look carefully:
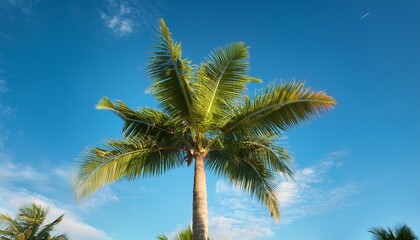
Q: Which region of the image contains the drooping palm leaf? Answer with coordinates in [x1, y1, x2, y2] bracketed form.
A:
[96, 97, 193, 148]
[0, 214, 21, 235]
[76, 136, 185, 199]
[206, 139, 289, 219]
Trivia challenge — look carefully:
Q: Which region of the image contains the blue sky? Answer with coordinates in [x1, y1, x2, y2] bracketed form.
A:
[0, 0, 419, 239]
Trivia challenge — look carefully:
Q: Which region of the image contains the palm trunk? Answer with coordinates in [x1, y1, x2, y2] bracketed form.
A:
[192, 153, 208, 240]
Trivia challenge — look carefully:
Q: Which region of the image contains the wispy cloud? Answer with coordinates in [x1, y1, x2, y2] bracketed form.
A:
[100, 0, 162, 36]
[0, 76, 14, 149]
[0, 152, 47, 182]
[212, 148, 360, 239]
[0, 187, 114, 240]
[0, 78, 14, 117]
[360, 12, 370, 20]
[0, 136, 116, 239]
[0, 158, 116, 239]
[277, 149, 360, 224]
[101, 2, 133, 36]
[209, 211, 274, 240]
[211, 182, 274, 240]
[4, 0, 39, 13]
[77, 187, 119, 212]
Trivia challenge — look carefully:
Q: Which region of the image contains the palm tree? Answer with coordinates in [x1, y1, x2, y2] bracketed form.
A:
[157, 225, 210, 240]
[370, 224, 418, 240]
[157, 225, 192, 240]
[0, 203, 68, 240]
[75, 19, 336, 240]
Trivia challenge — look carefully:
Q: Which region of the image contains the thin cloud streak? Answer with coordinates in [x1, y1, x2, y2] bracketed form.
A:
[360, 12, 370, 20]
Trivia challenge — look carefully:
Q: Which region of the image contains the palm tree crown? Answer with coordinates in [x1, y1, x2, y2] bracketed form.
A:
[0, 203, 68, 240]
[75, 19, 336, 240]
[157, 225, 210, 240]
[370, 224, 418, 240]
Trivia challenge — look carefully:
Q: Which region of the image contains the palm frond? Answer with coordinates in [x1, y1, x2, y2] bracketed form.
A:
[51, 234, 69, 240]
[370, 228, 390, 240]
[75, 136, 185, 199]
[206, 144, 281, 219]
[0, 214, 21, 234]
[397, 225, 418, 239]
[97, 97, 175, 136]
[211, 136, 293, 177]
[209, 81, 335, 147]
[175, 225, 193, 240]
[157, 234, 169, 240]
[147, 19, 197, 123]
[96, 97, 193, 148]
[36, 214, 64, 239]
[0, 230, 14, 240]
[196, 42, 261, 127]
[370, 225, 419, 240]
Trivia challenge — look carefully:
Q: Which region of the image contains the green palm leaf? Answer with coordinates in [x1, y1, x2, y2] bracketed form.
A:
[207, 138, 291, 219]
[370, 225, 418, 240]
[50, 234, 69, 240]
[96, 97, 193, 148]
[212, 81, 335, 146]
[156, 235, 169, 240]
[0, 204, 68, 240]
[76, 136, 185, 199]
[196, 42, 261, 128]
[36, 214, 65, 239]
[0, 214, 21, 235]
[148, 19, 196, 124]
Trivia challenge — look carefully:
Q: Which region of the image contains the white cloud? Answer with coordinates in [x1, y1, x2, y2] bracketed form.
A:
[0, 151, 46, 182]
[77, 187, 119, 212]
[99, 0, 162, 36]
[209, 212, 274, 240]
[0, 187, 113, 240]
[211, 148, 360, 239]
[210, 181, 275, 240]
[0, 155, 116, 240]
[100, 5, 134, 36]
[0, 138, 116, 240]
[276, 149, 360, 224]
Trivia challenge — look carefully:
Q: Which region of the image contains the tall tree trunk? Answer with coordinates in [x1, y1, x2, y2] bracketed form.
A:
[192, 153, 208, 240]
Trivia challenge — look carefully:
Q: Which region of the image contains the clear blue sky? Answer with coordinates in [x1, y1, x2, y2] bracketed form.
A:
[0, 0, 419, 239]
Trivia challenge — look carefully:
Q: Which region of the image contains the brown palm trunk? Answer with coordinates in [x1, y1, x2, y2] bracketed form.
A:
[192, 153, 208, 240]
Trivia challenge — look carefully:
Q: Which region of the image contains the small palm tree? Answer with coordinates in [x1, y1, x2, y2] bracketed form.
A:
[75, 19, 336, 240]
[0, 203, 68, 240]
[370, 224, 418, 240]
[157, 225, 210, 240]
